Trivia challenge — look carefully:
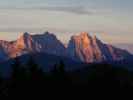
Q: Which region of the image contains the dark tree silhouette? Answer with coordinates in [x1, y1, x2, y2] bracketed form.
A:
[1, 55, 133, 97]
[18, 66, 28, 80]
[59, 60, 65, 73]
[27, 56, 44, 81]
[52, 60, 65, 78]
[50, 60, 71, 87]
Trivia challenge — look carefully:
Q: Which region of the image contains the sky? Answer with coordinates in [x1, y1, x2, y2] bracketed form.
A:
[0, 0, 133, 52]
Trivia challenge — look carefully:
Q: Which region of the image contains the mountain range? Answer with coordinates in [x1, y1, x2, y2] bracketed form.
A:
[0, 31, 132, 64]
[0, 31, 133, 77]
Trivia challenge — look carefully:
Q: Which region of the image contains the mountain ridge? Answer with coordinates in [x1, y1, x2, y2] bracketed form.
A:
[0, 31, 132, 63]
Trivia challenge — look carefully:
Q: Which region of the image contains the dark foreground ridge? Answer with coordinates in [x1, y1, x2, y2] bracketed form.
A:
[0, 55, 133, 97]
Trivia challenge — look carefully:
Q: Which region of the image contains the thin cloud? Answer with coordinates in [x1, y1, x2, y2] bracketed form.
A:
[37, 6, 94, 15]
[24, 6, 111, 15]
[0, 6, 111, 15]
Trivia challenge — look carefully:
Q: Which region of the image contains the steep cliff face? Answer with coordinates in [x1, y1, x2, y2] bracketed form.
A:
[16, 32, 67, 56]
[67, 32, 132, 63]
[31, 32, 66, 56]
[67, 33, 93, 62]
[16, 32, 33, 51]
[67, 32, 104, 62]
[0, 32, 66, 60]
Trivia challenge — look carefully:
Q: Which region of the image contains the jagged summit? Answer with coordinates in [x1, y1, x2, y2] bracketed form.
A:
[67, 32, 132, 63]
[80, 32, 89, 36]
[67, 32, 99, 62]
[44, 31, 50, 35]
[80, 32, 92, 39]
[72, 32, 98, 42]
[23, 32, 30, 36]
[17, 32, 33, 50]
[43, 31, 58, 40]
[19, 32, 30, 38]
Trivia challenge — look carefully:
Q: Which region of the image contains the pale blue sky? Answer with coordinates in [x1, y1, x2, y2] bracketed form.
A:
[0, 0, 133, 46]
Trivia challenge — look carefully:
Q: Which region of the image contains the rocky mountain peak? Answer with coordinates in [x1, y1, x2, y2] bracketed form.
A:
[16, 32, 33, 50]
[19, 32, 30, 39]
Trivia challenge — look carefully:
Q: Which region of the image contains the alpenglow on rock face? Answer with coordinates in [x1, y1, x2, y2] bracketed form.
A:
[67, 32, 132, 63]
[0, 32, 132, 63]
[16, 32, 66, 56]
[67, 32, 104, 62]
